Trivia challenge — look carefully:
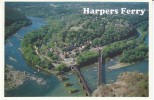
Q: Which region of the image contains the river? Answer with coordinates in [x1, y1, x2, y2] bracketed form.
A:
[5, 17, 148, 97]
[5, 17, 85, 97]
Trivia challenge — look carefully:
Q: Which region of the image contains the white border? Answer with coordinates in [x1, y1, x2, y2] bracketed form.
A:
[0, 0, 153, 100]
[2, 0, 153, 2]
[0, 0, 5, 99]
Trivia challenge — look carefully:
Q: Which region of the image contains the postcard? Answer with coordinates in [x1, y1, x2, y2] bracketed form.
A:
[1, 0, 153, 99]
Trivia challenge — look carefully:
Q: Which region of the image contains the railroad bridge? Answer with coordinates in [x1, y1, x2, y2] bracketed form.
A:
[71, 65, 92, 96]
[97, 54, 106, 86]
[70, 52, 105, 96]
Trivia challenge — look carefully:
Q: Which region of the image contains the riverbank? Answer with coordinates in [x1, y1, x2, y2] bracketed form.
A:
[5, 65, 46, 91]
[108, 63, 131, 70]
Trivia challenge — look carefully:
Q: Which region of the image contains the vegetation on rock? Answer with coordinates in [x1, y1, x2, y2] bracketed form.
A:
[93, 72, 148, 97]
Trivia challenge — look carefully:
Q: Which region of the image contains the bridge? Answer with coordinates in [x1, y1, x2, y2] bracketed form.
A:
[97, 53, 106, 87]
[98, 56, 102, 86]
[71, 65, 92, 96]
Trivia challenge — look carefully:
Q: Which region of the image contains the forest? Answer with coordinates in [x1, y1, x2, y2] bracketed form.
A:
[6, 2, 148, 72]
[5, 7, 32, 39]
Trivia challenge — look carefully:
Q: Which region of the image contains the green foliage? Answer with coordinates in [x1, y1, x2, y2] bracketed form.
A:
[5, 7, 32, 39]
[91, 20, 135, 47]
[76, 51, 99, 66]
[7, 2, 148, 44]
[136, 73, 148, 96]
[21, 28, 55, 69]
[120, 44, 148, 63]
[93, 72, 148, 97]
[102, 39, 136, 58]
[56, 63, 67, 71]
[21, 43, 40, 65]
[17, 2, 148, 72]
[47, 52, 59, 61]
[137, 21, 148, 43]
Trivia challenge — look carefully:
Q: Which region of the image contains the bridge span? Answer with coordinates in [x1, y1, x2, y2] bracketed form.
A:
[71, 65, 92, 96]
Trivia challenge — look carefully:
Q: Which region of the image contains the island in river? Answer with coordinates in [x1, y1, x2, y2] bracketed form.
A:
[5, 2, 149, 97]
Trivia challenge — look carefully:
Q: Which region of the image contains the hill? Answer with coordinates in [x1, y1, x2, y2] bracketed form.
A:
[5, 7, 32, 39]
[92, 72, 148, 97]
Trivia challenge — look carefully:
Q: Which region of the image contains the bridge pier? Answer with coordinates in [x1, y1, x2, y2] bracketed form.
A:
[76, 73, 79, 77]
[79, 78, 82, 83]
[97, 53, 106, 87]
[97, 56, 102, 87]
[86, 92, 88, 96]
[82, 84, 85, 89]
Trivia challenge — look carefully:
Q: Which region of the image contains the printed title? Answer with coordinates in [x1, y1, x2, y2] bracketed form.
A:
[83, 8, 146, 16]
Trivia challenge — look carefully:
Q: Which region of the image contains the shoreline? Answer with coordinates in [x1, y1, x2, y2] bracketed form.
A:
[5, 20, 32, 40]
[108, 62, 132, 70]
[108, 59, 148, 70]
[5, 65, 46, 91]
